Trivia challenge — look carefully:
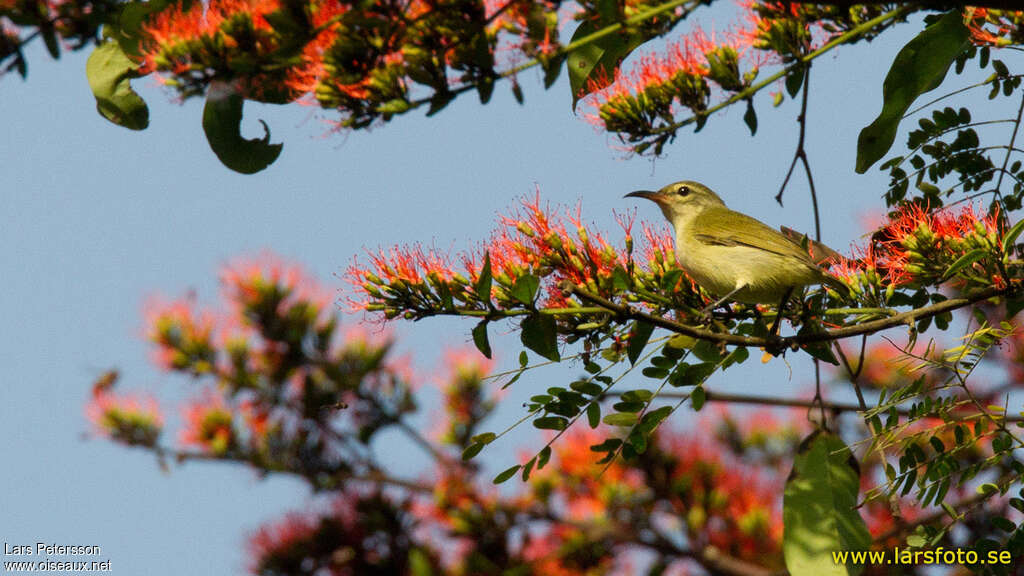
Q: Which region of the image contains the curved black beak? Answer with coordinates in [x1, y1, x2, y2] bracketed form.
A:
[625, 190, 662, 203]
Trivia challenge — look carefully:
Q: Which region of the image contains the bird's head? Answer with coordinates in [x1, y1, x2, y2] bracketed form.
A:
[625, 180, 726, 225]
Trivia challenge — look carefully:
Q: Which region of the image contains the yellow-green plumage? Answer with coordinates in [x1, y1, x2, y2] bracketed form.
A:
[626, 180, 847, 305]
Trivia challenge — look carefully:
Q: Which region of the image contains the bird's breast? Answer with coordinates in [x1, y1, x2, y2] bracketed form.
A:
[675, 238, 822, 303]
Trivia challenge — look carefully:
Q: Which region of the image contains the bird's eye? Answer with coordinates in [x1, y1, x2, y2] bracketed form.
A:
[677, 185, 690, 197]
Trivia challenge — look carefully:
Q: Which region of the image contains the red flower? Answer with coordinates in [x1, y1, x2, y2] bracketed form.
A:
[144, 295, 217, 372]
[220, 251, 332, 324]
[140, 0, 281, 74]
[180, 389, 236, 454]
[86, 391, 163, 446]
[964, 8, 1022, 47]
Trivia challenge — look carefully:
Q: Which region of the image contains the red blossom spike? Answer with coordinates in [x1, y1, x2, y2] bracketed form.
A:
[85, 391, 164, 446]
[180, 388, 236, 453]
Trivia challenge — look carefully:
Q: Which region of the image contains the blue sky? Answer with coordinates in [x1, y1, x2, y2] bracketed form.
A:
[0, 9, 1010, 575]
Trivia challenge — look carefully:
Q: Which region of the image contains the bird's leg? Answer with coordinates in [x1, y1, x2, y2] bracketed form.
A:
[700, 283, 747, 321]
[768, 286, 795, 338]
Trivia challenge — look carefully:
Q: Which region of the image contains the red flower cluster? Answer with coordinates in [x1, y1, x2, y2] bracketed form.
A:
[145, 295, 217, 373]
[830, 203, 1006, 298]
[85, 391, 163, 447]
[347, 192, 689, 320]
[657, 428, 784, 564]
[180, 388, 237, 455]
[964, 8, 1024, 47]
[128, 0, 517, 128]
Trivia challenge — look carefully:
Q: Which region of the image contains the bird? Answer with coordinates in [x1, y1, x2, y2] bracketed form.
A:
[625, 180, 849, 317]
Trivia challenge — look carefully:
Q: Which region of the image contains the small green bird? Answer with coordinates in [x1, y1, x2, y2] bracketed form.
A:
[626, 180, 848, 312]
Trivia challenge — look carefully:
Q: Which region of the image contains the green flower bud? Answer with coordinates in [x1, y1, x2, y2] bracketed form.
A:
[517, 222, 536, 237]
[544, 232, 563, 250]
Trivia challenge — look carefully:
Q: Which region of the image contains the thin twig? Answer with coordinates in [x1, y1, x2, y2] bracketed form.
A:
[994, 89, 1024, 213]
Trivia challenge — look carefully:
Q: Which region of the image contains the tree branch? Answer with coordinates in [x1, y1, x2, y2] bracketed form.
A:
[806, 0, 1022, 8]
[565, 282, 1021, 348]
[624, 389, 1024, 421]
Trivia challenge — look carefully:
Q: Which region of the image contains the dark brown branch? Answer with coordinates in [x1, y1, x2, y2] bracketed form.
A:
[565, 283, 1020, 348]
[802, 0, 1024, 8]
[872, 488, 996, 545]
[630, 389, 1024, 421]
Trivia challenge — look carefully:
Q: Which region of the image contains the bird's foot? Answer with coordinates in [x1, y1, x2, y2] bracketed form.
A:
[698, 303, 721, 324]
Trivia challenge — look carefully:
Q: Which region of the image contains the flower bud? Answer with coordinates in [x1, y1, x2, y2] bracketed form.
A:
[544, 232, 563, 250]
[974, 220, 988, 237]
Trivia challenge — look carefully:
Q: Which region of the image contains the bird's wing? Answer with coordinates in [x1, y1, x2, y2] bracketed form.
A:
[779, 225, 842, 265]
[691, 206, 816, 264]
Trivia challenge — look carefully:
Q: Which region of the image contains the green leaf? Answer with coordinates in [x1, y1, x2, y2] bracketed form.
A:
[521, 313, 560, 361]
[461, 442, 485, 461]
[521, 457, 536, 480]
[1002, 219, 1024, 252]
[86, 41, 149, 131]
[477, 75, 495, 104]
[666, 334, 695, 350]
[587, 402, 601, 428]
[785, 65, 805, 98]
[660, 270, 684, 292]
[612, 265, 631, 292]
[670, 362, 716, 387]
[743, 99, 757, 135]
[537, 446, 552, 469]
[542, 54, 566, 89]
[202, 81, 283, 174]
[510, 274, 540, 305]
[470, 432, 496, 445]
[620, 389, 653, 402]
[856, 11, 970, 173]
[603, 412, 638, 427]
[493, 465, 521, 484]
[534, 416, 568, 430]
[472, 321, 492, 359]
[797, 324, 839, 365]
[475, 252, 493, 302]
[691, 386, 706, 411]
[567, 20, 645, 111]
[426, 90, 455, 116]
[977, 482, 1000, 496]
[941, 248, 988, 281]
[638, 405, 673, 433]
[642, 366, 669, 379]
[41, 26, 59, 59]
[692, 340, 723, 363]
[570, 380, 603, 396]
[801, 341, 840, 365]
[612, 400, 644, 413]
[116, 0, 173, 57]
[627, 320, 655, 365]
[783, 431, 871, 576]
